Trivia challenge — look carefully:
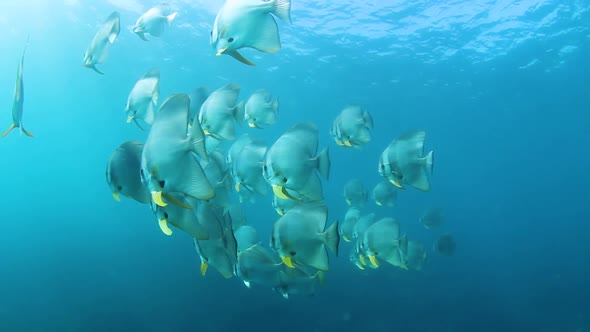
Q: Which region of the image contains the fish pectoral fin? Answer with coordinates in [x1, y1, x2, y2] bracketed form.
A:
[227, 50, 256, 66]
[1, 123, 15, 138]
[158, 219, 173, 236]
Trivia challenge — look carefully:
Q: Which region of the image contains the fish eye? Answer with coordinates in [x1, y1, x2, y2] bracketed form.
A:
[164, 212, 169, 218]
[263, 165, 267, 171]
[228, 37, 234, 43]
[282, 177, 287, 183]
[210, 31, 212, 37]
[289, 251, 296, 256]
[159, 180, 165, 188]
[117, 185, 123, 191]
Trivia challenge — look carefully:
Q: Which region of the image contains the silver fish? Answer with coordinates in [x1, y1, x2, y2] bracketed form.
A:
[210, 0, 292, 66]
[343, 178, 368, 208]
[133, 3, 177, 41]
[271, 202, 339, 271]
[125, 68, 160, 128]
[244, 89, 279, 128]
[420, 207, 444, 229]
[236, 243, 282, 288]
[330, 105, 373, 148]
[106, 141, 150, 204]
[339, 207, 360, 243]
[371, 181, 398, 207]
[2, 37, 32, 138]
[263, 121, 330, 202]
[141, 94, 214, 208]
[361, 217, 408, 269]
[82, 11, 120, 74]
[199, 83, 244, 141]
[378, 130, 434, 191]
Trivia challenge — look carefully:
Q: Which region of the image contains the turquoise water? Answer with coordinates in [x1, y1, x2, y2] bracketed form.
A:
[1, 1, 589, 331]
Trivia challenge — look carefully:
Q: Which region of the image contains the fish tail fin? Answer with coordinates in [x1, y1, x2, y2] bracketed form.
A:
[316, 147, 330, 180]
[233, 100, 245, 125]
[1, 123, 15, 138]
[167, 12, 178, 25]
[189, 117, 208, 160]
[324, 220, 340, 256]
[21, 126, 33, 138]
[425, 150, 434, 174]
[273, 0, 292, 24]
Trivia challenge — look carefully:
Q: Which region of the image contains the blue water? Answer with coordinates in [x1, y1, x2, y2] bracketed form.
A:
[1, 0, 588, 331]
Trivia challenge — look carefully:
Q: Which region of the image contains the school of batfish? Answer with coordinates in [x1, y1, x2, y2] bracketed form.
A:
[3, 1, 456, 299]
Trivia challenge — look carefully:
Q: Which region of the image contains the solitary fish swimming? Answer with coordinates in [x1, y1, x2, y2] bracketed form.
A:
[199, 83, 244, 141]
[343, 178, 368, 208]
[210, 0, 292, 66]
[132, 3, 177, 41]
[2, 37, 32, 138]
[82, 11, 120, 74]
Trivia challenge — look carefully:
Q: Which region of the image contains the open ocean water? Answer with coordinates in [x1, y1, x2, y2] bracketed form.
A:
[0, 0, 589, 331]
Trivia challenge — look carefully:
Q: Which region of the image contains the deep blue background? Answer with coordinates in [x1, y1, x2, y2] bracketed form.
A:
[0, 1, 588, 331]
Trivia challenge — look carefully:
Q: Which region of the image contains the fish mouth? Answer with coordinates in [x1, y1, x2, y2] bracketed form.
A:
[216, 48, 227, 56]
[281, 256, 295, 268]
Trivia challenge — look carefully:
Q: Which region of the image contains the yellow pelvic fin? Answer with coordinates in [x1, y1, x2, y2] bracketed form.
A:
[399, 263, 408, 270]
[200, 262, 208, 276]
[343, 140, 352, 147]
[162, 193, 193, 210]
[335, 140, 345, 146]
[234, 182, 241, 192]
[126, 115, 134, 123]
[158, 219, 173, 236]
[203, 129, 211, 136]
[272, 185, 290, 200]
[281, 256, 295, 268]
[368, 255, 380, 268]
[345, 199, 351, 206]
[228, 50, 255, 66]
[355, 263, 365, 270]
[376, 201, 382, 206]
[276, 209, 284, 216]
[390, 179, 404, 189]
[151, 191, 167, 207]
[248, 122, 256, 128]
[1, 123, 15, 138]
[216, 48, 227, 56]
[343, 236, 351, 243]
[112, 192, 121, 202]
[359, 255, 367, 266]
